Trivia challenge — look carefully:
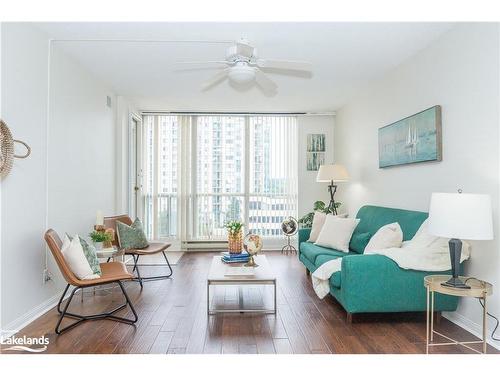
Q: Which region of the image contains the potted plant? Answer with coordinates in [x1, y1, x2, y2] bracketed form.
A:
[298, 200, 342, 228]
[225, 220, 244, 254]
[89, 230, 113, 251]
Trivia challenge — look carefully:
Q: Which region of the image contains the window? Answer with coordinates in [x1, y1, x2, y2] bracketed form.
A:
[248, 116, 298, 238]
[142, 115, 179, 239]
[140, 114, 298, 245]
[195, 116, 245, 239]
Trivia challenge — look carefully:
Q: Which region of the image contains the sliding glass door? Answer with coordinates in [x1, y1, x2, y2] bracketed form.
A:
[140, 114, 298, 247]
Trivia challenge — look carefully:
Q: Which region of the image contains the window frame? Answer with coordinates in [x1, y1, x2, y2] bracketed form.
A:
[139, 114, 298, 248]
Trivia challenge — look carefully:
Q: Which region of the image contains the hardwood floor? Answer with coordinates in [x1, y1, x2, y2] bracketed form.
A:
[3, 252, 498, 354]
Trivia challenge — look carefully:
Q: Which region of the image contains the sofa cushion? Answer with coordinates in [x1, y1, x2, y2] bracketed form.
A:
[300, 242, 351, 264]
[315, 254, 343, 267]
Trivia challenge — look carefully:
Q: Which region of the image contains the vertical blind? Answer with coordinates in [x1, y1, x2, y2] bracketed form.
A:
[141, 114, 298, 244]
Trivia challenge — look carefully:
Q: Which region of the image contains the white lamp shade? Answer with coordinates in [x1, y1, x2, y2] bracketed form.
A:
[428, 192, 493, 240]
[316, 164, 349, 182]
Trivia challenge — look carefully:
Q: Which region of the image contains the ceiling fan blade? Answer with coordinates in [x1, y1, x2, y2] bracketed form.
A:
[201, 68, 230, 90]
[175, 60, 230, 66]
[256, 59, 312, 72]
[254, 69, 278, 92]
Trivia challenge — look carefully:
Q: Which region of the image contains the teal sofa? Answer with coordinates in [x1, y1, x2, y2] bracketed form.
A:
[298, 205, 460, 321]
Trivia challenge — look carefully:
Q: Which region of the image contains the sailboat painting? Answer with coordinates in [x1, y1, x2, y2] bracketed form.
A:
[378, 106, 442, 168]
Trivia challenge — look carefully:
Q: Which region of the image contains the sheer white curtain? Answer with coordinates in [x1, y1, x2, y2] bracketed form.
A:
[140, 114, 298, 248]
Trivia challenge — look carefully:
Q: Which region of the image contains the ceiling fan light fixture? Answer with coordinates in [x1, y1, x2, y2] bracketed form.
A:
[228, 64, 255, 84]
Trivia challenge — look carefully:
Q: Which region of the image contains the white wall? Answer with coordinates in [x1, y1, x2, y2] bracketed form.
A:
[48, 44, 117, 241]
[1, 23, 56, 331]
[297, 115, 336, 218]
[1, 23, 118, 331]
[335, 23, 500, 347]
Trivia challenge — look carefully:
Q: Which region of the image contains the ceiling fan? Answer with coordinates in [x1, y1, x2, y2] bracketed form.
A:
[176, 38, 312, 92]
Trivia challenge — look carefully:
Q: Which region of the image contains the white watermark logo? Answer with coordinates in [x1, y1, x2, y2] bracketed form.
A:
[1, 330, 49, 353]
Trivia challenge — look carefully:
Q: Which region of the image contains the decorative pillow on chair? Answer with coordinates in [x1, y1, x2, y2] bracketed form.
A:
[314, 216, 360, 252]
[61, 234, 100, 280]
[365, 222, 403, 251]
[67, 234, 101, 276]
[116, 218, 149, 250]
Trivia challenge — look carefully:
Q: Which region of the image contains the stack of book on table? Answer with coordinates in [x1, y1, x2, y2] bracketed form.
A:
[221, 251, 250, 263]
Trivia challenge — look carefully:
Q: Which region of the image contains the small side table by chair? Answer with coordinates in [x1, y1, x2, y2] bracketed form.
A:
[424, 275, 493, 354]
[95, 246, 125, 263]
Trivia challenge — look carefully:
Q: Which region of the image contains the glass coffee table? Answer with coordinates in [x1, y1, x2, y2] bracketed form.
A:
[207, 254, 277, 315]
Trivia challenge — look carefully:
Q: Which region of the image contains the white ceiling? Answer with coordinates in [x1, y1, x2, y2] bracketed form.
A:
[35, 22, 454, 112]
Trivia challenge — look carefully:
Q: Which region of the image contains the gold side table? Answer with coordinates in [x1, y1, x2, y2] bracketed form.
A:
[424, 275, 492, 354]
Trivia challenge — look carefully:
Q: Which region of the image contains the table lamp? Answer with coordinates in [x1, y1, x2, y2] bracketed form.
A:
[428, 191, 493, 289]
[316, 164, 349, 215]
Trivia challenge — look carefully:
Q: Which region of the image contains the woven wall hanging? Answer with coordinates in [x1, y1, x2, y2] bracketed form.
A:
[0, 119, 31, 178]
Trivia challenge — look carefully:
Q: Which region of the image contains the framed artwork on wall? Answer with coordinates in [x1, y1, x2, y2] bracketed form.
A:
[378, 105, 442, 168]
[306, 134, 326, 170]
[307, 152, 325, 171]
[307, 134, 326, 152]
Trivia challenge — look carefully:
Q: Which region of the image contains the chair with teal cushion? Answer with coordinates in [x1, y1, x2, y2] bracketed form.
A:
[298, 205, 460, 322]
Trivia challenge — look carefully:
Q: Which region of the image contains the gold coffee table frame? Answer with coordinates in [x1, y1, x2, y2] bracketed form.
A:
[424, 275, 492, 354]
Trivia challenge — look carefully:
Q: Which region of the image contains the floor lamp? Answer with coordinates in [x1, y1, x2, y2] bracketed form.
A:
[316, 164, 349, 215]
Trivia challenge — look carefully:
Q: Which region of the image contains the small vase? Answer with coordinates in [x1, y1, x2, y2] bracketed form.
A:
[228, 230, 243, 254]
[94, 241, 103, 251]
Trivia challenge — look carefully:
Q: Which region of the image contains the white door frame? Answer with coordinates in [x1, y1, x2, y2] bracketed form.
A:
[129, 112, 143, 219]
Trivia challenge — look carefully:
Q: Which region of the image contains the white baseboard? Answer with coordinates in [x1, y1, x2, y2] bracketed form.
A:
[1, 292, 62, 339]
[443, 311, 500, 351]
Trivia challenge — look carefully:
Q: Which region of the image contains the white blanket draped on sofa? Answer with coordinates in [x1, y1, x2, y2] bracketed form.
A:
[311, 236, 471, 299]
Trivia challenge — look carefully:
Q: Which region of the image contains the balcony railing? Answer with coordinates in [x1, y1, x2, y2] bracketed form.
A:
[143, 193, 177, 240]
[144, 192, 296, 242]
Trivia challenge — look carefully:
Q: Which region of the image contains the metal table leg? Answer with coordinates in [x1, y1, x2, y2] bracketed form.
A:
[207, 281, 210, 315]
[431, 290, 434, 341]
[483, 295, 487, 354]
[426, 285, 430, 354]
[274, 281, 277, 314]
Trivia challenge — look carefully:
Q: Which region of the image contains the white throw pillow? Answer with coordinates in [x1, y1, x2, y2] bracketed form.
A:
[407, 219, 438, 248]
[407, 219, 471, 254]
[308, 213, 348, 242]
[314, 216, 360, 252]
[308, 212, 327, 242]
[61, 234, 100, 280]
[365, 222, 403, 251]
